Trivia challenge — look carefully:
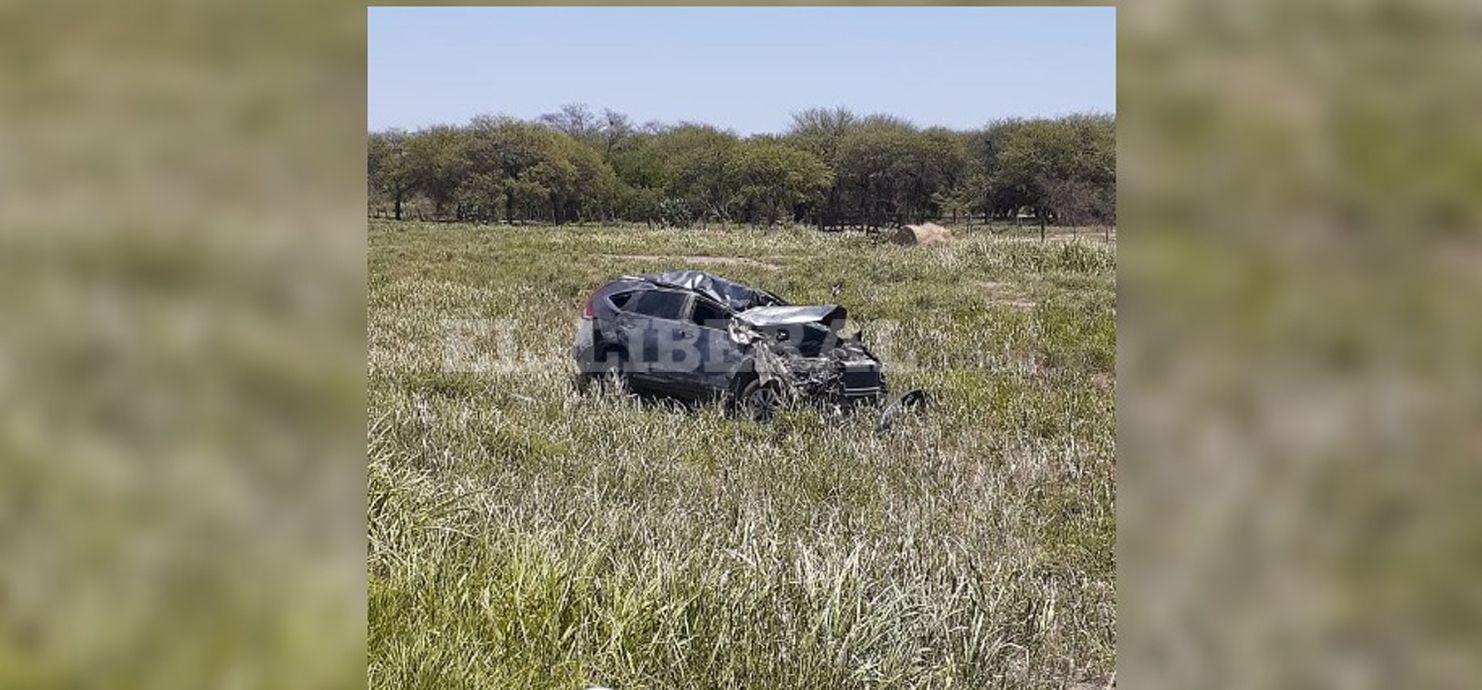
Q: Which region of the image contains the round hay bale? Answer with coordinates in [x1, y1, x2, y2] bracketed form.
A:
[893, 222, 955, 246]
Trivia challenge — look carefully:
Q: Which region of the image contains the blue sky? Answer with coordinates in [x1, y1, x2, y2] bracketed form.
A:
[368, 7, 1115, 134]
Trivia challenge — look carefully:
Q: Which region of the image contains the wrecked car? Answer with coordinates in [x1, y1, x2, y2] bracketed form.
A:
[572, 271, 913, 422]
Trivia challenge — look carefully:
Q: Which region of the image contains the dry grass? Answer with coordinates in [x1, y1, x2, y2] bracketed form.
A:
[367, 220, 1115, 688]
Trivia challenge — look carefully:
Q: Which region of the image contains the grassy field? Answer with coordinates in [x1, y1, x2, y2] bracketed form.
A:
[367, 219, 1116, 688]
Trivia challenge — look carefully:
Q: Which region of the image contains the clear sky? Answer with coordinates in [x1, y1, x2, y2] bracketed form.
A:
[368, 7, 1115, 134]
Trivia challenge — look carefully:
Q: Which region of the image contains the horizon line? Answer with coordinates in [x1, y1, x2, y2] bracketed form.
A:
[367, 107, 1118, 136]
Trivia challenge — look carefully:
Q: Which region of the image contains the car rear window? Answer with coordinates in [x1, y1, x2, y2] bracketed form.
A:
[630, 290, 688, 320]
[608, 290, 637, 309]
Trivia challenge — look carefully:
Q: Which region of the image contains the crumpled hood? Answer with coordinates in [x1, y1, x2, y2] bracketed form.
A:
[735, 304, 847, 329]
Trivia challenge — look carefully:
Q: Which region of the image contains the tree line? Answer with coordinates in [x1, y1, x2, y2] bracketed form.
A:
[368, 105, 1114, 229]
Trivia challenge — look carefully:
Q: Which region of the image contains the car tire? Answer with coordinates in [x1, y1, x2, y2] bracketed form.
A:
[738, 377, 780, 423]
[579, 347, 627, 393]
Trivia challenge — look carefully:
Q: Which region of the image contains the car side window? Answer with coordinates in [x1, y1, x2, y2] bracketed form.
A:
[690, 299, 729, 329]
[630, 290, 689, 320]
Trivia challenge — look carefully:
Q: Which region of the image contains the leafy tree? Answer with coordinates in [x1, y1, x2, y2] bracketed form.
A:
[788, 107, 858, 164]
[459, 115, 610, 223]
[535, 134, 613, 224]
[405, 125, 469, 218]
[836, 118, 917, 227]
[727, 139, 833, 226]
[608, 134, 672, 224]
[901, 127, 969, 222]
[368, 130, 416, 220]
[368, 108, 1114, 230]
[787, 108, 858, 227]
[988, 114, 1115, 226]
[652, 124, 740, 225]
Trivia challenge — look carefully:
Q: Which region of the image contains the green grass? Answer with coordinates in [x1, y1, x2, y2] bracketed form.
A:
[368, 220, 1115, 688]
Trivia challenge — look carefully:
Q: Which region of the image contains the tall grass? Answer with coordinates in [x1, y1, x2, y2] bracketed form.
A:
[368, 220, 1115, 688]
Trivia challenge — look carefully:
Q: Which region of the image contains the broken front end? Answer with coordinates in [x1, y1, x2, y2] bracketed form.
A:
[730, 305, 886, 408]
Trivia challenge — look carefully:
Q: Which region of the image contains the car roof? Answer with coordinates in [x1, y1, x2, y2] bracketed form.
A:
[608, 270, 786, 312]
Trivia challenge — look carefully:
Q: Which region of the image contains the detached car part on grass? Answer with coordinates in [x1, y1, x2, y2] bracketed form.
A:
[571, 270, 926, 425]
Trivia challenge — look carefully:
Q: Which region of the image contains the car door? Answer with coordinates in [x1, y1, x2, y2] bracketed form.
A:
[622, 288, 701, 397]
[687, 297, 745, 398]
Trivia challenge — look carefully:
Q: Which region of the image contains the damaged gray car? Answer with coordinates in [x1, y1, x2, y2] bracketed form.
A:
[572, 271, 924, 423]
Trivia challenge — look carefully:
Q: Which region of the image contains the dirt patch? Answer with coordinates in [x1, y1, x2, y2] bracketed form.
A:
[973, 280, 1037, 309]
[602, 254, 783, 270]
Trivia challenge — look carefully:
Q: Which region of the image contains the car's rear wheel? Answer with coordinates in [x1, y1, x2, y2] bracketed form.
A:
[578, 347, 627, 393]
